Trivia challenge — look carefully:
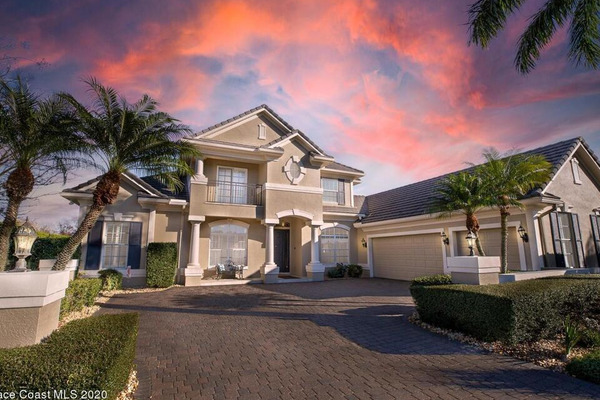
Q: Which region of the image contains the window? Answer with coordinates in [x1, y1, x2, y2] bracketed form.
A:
[322, 178, 345, 205]
[210, 223, 248, 266]
[591, 214, 600, 266]
[320, 227, 349, 264]
[216, 167, 248, 204]
[102, 222, 130, 269]
[549, 212, 585, 268]
[571, 159, 582, 184]
[258, 123, 266, 140]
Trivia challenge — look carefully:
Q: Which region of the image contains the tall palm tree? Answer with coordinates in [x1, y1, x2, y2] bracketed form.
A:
[0, 76, 83, 269]
[468, 0, 600, 73]
[431, 171, 488, 256]
[52, 78, 200, 270]
[476, 149, 551, 273]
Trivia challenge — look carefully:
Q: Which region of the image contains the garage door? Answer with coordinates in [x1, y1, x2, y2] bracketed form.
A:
[372, 234, 444, 281]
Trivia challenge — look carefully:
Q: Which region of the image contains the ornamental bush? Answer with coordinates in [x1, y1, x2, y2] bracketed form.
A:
[0, 313, 139, 400]
[60, 278, 102, 319]
[327, 263, 347, 278]
[566, 349, 600, 384]
[347, 264, 363, 278]
[98, 269, 123, 291]
[411, 274, 452, 287]
[411, 277, 600, 344]
[146, 242, 178, 288]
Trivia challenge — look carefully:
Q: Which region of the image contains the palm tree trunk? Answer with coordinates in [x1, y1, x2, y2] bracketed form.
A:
[0, 167, 35, 270]
[500, 209, 509, 274]
[53, 203, 104, 270]
[466, 212, 486, 256]
[53, 170, 121, 271]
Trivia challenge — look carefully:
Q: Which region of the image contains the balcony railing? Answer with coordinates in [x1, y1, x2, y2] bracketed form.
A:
[207, 181, 263, 206]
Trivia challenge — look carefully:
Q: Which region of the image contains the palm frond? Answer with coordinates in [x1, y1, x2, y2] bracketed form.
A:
[569, 0, 600, 68]
[468, 0, 525, 48]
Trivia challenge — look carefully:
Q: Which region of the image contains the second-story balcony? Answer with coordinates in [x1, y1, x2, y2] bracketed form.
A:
[206, 181, 263, 206]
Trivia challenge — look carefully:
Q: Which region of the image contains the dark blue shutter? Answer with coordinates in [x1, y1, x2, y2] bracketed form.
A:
[571, 214, 585, 268]
[127, 222, 142, 269]
[549, 212, 566, 268]
[85, 221, 104, 270]
[591, 215, 600, 267]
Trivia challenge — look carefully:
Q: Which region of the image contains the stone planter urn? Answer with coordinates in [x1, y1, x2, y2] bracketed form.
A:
[0, 270, 70, 348]
[447, 256, 501, 285]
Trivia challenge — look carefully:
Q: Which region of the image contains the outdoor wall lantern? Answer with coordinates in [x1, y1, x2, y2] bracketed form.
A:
[518, 225, 529, 243]
[361, 238, 367, 248]
[465, 230, 476, 257]
[12, 218, 37, 272]
[441, 231, 450, 246]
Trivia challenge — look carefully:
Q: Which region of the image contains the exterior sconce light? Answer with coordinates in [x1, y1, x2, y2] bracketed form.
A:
[12, 218, 37, 272]
[518, 225, 529, 243]
[441, 231, 449, 246]
[465, 230, 476, 257]
[361, 238, 367, 248]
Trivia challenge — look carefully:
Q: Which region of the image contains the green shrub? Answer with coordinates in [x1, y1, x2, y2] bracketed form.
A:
[411, 274, 452, 287]
[566, 349, 600, 384]
[411, 278, 600, 344]
[580, 329, 600, 348]
[6, 234, 81, 270]
[146, 242, 178, 288]
[0, 313, 138, 399]
[327, 263, 347, 279]
[347, 264, 363, 278]
[60, 278, 102, 319]
[99, 269, 123, 291]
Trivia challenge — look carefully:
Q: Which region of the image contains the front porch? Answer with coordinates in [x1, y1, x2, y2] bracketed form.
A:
[499, 267, 598, 283]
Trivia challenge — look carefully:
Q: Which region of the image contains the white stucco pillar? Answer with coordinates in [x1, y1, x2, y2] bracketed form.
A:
[306, 224, 324, 281]
[525, 207, 544, 271]
[187, 221, 201, 268]
[147, 209, 156, 244]
[261, 223, 279, 283]
[195, 159, 204, 176]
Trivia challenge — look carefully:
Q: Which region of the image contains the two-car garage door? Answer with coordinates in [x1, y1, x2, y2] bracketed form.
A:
[372, 234, 444, 281]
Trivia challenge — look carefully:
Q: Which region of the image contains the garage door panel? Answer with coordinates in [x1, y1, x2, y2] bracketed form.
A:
[372, 234, 444, 281]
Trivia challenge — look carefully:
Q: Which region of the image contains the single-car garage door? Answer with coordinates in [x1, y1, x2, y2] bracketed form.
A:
[372, 234, 444, 281]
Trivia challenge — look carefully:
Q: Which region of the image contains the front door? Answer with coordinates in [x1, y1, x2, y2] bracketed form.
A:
[274, 229, 290, 273]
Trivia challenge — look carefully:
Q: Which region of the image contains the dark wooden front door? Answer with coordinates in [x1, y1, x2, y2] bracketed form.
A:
[274, 229, 290, 273]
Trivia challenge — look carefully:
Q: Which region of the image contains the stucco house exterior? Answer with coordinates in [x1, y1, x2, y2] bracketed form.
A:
[61, 105, 600, 285]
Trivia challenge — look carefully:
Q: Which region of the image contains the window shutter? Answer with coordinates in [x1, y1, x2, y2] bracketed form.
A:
[337, 179, 345, 205]
[571, 214, 586, 268]
[127, 222, 143, 269]
[85, 221, 104, 270]
[549, 212, 566, 268]
[591, 215, 600, 266]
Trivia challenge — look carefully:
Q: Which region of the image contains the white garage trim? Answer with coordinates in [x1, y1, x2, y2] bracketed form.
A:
[367, 228, 447, 277]
[449, 222, 526, 271]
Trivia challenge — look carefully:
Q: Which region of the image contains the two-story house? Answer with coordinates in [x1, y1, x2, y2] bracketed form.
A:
[62, 105, 367, 285]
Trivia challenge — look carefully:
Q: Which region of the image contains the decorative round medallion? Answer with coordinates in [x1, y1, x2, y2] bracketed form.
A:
[284, 156, 306, 185]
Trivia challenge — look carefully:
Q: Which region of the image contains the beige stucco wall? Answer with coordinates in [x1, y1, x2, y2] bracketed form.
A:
[212, 114, 284, 146]
[267, 140, 321, 187]
[0, 299, 61, 348]
[153, 210, 184, 243]
[540, 151, 600, 268]
[264, 190, 323, 222]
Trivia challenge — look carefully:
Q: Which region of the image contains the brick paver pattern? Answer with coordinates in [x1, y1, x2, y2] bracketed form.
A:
[98, 279, 600, 399]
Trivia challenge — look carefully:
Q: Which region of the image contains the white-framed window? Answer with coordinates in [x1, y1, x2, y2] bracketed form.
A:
[571, 158, 582, 184]
[209, 223, 248, 266]
[216, 166, 248, 204]
[102, 222, 130, 269]
[322, 178, 345, 205]
[320, 227, 349, 264]
[258, 123, 266, 140]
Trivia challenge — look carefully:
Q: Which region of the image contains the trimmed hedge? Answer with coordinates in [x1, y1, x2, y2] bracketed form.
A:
[347, 264, 363, 278]
[6, 234, 81, 270]
[99, 269, 123, 291]
[60, 278, 102, 319]
[411, 274, 452, 287]
[411, 278, 600, 344]
[327, 263, 347, 278]
[146, 242, 178, 288]
[567, 349, 600, 384]
[0, 313, 138, 399]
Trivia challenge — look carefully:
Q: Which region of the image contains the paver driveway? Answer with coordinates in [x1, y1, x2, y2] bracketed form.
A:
[98, 279, 600, 399]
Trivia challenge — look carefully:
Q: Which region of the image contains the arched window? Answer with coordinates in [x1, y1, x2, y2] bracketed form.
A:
[320, 227, 349, 264]
[209, 222, 248, 266]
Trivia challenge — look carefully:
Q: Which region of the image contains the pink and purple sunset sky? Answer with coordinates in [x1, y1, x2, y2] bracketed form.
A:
[2, 0, 600, 228]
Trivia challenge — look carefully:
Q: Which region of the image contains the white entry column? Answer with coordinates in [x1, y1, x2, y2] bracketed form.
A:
[181, 216, 205, 285]
[525, 206, 545, 271]
[306, 223, 324, 281]
[187, 221, 201, 268]
[261, 222, 279, 283]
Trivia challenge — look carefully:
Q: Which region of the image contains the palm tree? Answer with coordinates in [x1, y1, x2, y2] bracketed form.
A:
[476, 149, 551, 273]
[468, 0, 600, 73]
[0, 76, 83, 269]
[431, 171, 488, 256]
[52, 78, 200, 270]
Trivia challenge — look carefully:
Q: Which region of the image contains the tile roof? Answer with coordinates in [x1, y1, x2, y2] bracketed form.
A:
[139, 175, 189, 200]
[360, 137, 589, 224]
[323, 161, 364, 175]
